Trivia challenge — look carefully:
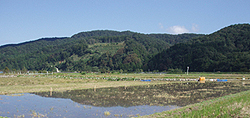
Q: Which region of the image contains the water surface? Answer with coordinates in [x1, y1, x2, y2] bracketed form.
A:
[1, 81, 249, 117]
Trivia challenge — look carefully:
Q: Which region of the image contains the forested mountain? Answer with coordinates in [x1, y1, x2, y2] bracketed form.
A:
[0, 37, 68, 57]
[2, 24, 249, 73]
[71, 30, 134, 39]
[0, 29, 202, 72]
[148, 24, 250, 72]
[148, 33, 204, 45]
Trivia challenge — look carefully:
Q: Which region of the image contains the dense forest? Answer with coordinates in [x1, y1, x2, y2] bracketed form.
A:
[148, 24, 250, 72]
[1, 24, 250, 73]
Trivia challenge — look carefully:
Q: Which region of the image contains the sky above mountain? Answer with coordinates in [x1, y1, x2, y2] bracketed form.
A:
[0, 0, 250, 46]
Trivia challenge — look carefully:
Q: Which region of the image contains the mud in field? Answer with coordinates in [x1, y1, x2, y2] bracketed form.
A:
[34, 81, 250, 107]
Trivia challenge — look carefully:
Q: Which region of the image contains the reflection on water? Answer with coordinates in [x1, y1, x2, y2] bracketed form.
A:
[0, 93, 178, 118]
[0, 82, 249, 117]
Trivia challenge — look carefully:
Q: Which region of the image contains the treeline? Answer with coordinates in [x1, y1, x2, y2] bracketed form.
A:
[148, 33, 204, 45]
[148, 24, 250, 72]
[2, 24, 250, 73]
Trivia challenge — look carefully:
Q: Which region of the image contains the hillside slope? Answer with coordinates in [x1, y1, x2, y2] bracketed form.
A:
[148, 24, 250, 72]
[0, 30, 202, 72]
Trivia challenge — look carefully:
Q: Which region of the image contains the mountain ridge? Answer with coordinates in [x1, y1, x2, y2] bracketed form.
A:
[1, 24, 249, 72]
[148, 23, 250, 72]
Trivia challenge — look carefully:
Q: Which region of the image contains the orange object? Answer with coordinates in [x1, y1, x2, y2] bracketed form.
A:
[199, 77, 205, 81]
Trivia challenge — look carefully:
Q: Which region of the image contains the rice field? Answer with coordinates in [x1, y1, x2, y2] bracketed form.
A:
[0, 72, 249, 117]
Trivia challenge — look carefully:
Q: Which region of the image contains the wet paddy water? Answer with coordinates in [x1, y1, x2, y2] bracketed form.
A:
[0, 93, 178, 117]
[0, 81, 249, 117]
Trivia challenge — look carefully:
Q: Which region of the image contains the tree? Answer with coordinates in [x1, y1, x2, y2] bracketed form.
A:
[21, 67, 28, 73]
[3, 67, 9, 73]
[119, 69, 123, 73]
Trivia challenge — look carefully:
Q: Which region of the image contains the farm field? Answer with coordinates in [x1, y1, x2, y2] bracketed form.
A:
[0, 72, 249, 94]
[0, 72, 250, 117]
[143, 89, 250, 118]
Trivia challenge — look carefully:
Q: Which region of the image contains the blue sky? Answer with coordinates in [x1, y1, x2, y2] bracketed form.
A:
[0, 0, 249, 46]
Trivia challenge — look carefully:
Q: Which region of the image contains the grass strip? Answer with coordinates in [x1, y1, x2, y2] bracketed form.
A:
[0, 77, 166, 94]
[142, 90, 250, 118]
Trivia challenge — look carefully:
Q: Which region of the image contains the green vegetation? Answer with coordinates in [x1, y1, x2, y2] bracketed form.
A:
[143, 90, 250, 118]
[0, 73, 169, 94]
[1, 24, 250, 74]
[1, 72, 249, 94]
[149, 24, 250, 72]
[0, 30, 201, 72]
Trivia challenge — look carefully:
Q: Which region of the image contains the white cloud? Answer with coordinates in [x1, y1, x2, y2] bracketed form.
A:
[192, 23, 199, 32]
[160, 24, 199, 34]
[167, 25, 189, 34]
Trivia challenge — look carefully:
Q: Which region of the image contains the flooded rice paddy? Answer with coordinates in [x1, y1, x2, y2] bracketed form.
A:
[0, 81, 250, 117]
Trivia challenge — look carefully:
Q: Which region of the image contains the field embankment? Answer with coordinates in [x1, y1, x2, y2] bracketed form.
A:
[142, 90, 250, 118]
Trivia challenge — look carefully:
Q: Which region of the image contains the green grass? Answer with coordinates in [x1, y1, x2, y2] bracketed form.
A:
[58, 72, 250, 79]
[0, 75, 166, 94]
[142, 90, 250, 118]
[70, 42, 124, 62]
[1, 72, 249, 94]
